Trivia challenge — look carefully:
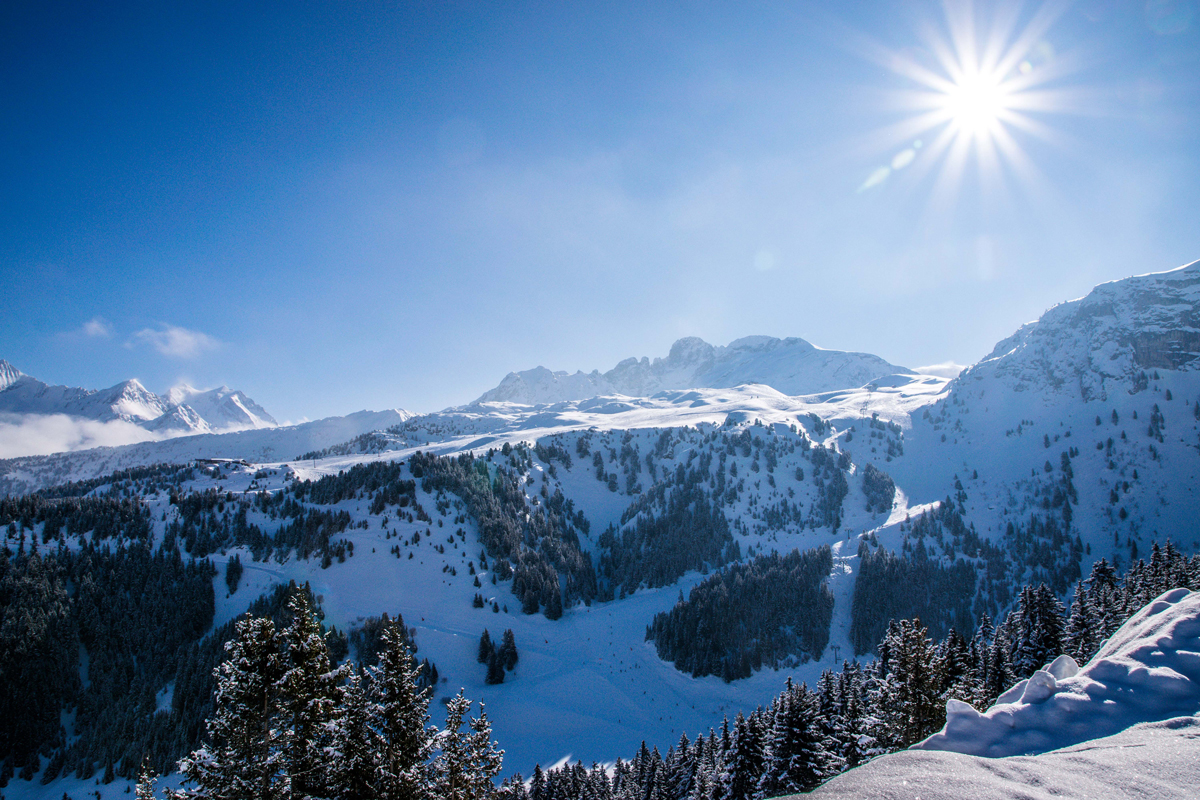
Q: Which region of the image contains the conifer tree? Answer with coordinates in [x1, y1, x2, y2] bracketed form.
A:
[1063, 581, 1100, 665]
[277, 592, 343, 798]
[485, 651, 506, 685]
[328, 668, 382, 800]
[174, 616, 284, 800]
[136, 755, 157, 800]
[1009, 584, 1065, 678]
[373, 619, 435, 800]
[433, 691, 504, 800]
[719, 712, 765, 800]
[498, 629, 519, 671]
[477, 630, 494, 664]
[757, 685, 841, 797]
[871, 618, 944, 749]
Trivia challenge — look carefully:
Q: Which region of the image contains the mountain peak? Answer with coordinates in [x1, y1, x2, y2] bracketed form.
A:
[473, 335, 910, 405]
[0, 360, 23, 392]
[963, 258, 1200, 402]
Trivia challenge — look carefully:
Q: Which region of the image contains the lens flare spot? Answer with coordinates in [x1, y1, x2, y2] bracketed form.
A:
[858, 166, 891, 192]
[753, 250, 776, 272]
[891, 149, 916, 170]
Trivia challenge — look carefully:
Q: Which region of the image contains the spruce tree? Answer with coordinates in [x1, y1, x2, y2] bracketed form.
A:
[277, 592, 343, 798]
[477, 630, 494, 664]
[498, 629, 519, 671]
[1009, 584, 1065, 678]
[1063, 582, 1100, 665]
[871, 618, 944, 749]
[135, 755, 157, 800]
[485, 651, 506, 685]
[328, 668, 382, 800]
[174, 616, 284, 800]
[757, 685, 841, 797]
[433, 691, 504, 800]
[373, 618, 435, 800]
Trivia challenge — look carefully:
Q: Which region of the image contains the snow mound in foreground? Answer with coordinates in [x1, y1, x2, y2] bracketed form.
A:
[918, 587, 1200, 758]
[807, 715, 1200, 800]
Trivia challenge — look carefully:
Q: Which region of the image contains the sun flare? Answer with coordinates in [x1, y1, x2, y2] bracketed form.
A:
[942, 69, 1011, 136]
[858, 2, 1076, 197]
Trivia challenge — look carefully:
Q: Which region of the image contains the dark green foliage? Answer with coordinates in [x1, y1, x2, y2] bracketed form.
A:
[409, 451, 596, 617]
[850, 542, 976, 656]
[648, 547, 834, 681]
[484, 652, 505, 685]
[599, 465, 737, 597]
[498, 629, 518, 670]
[861, 463, 896, 514]
[0, 552, 77, 768]
[871, 618, 945, 749]
[34, 464, 196, 500]
[477, 629, 494, 664]
[224, 554, 243, 595]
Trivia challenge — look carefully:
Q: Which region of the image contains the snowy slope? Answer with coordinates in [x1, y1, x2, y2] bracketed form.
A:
[804, 715, 1200, 800]
[0, 409, 414, 496]
[0, 380, 947, 496]
[804, 589, 1200, 799]
[875, 260, 1200, 581]
[475, 336, 913, 404]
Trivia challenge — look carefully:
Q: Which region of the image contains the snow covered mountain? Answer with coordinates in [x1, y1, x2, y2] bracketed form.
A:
[164, 384, 277, 429]
[4, 259, 1200, 798]
[872, 259, 1200, 577]
[964, 259, 1200, 403]
[475, 335, 913, 405]
[0, 361, 276, 437]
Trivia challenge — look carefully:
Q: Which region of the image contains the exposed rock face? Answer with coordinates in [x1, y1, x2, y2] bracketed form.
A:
[958, 260, 1200, 402]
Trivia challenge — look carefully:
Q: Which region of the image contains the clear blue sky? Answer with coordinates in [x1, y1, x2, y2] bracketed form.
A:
[2, 0, 1198, 420]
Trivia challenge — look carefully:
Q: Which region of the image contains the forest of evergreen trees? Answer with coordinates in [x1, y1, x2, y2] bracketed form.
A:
[514, 544, 1200, 800]
[647, 547, 834, 681]
[849, 541, 977, 656]
[160, 590, 502, 800]
[5, 447, 1200, 798]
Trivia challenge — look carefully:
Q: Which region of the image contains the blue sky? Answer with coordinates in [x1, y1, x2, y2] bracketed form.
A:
[2, 0, 1198, 420]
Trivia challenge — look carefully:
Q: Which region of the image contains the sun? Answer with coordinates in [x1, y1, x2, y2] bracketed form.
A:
[942, 69, 1012, 136]
[856, 1, 1077, 196]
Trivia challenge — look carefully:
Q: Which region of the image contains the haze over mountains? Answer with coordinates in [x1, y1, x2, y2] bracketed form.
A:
[474, 335, 913, 405]
[0, 360, 278, 457]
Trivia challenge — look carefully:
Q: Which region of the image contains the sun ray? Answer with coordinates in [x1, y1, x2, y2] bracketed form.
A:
[855, 0, 1082, 207]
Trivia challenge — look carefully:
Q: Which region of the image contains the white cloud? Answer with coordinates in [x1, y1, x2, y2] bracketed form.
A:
[914, 362, 967, 379]
[133, 325, 220, 359]
[0, 413, 164, 458]
[82, 317, 113, 337]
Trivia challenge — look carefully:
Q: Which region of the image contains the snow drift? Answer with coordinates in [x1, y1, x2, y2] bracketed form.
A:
[805, 715, 1200, 800]
[917, 587, 1200, 757]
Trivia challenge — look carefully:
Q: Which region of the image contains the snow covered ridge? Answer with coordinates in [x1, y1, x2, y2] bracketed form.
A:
[0, 360, 276, 440]
[916, 587, 1200, 758]
[475, 335, 913, 405]
[957, 258, 1200, 402]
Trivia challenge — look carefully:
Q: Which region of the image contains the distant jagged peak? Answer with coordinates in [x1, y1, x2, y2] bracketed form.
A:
[165, 382, 278, 429]
[473, 335, 912, 406]
[0, 359, 23, 392]
[0, 362, 277, 434]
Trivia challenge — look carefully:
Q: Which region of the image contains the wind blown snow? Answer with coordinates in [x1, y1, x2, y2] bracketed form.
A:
[917, 587, 1200, 757]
